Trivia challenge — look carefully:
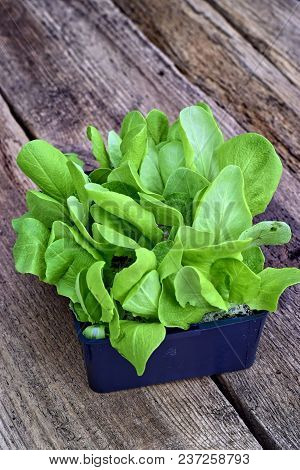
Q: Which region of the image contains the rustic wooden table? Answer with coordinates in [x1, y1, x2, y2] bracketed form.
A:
[0, 0, 299, 450]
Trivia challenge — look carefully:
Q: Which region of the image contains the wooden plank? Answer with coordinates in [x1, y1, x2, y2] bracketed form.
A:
[113, 0, 300, 176]
[0, 0, 298, 449]
[0, 3, 261, 449]
[208, 0, 300, 86]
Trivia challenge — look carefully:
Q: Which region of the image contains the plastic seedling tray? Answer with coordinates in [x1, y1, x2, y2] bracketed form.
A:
[74, 311, 267, 393]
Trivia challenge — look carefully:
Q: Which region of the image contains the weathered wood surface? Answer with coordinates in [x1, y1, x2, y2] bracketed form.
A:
[0, 0, 299, 449]
[114, 0, 300, 176]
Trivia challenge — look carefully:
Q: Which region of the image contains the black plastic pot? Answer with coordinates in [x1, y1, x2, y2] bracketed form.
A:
[74, 312, 267, 393]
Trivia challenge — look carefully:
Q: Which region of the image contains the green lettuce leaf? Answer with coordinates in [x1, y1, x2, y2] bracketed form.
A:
[242, 246, 265, 274]
[193, 165, 252, 244]
[213, 133, 282, 216]
[75, 269, 102, 323]
[110, 320, 166, 375]
[107, 160, 162, 199]
[122, 270, 161, 319]
[12, 217, 49, 279]
[139, 193, 183, 227]
[26, 190, 69, 229]
[179, 105, 224, 178]
[120, 123, 147, 170]
[120, 110, 145, 138]
[85, 183, 163, 244]
[163, 167, 209, 198]
[107, 130, 122, 168]
[174, 266, 228, 310]
[146, 109, 169, 144]
[158, 141, 185, 185]
[67, 160, 89, 222]
[112, 247, 157, 302]
[92, 223, 139, 250]
[89, 168, 111, 184]
[210, 259, 260, 304]
[249, 268, 300, 312]
[157, 238, 183, 281]
[139, 139, 164, 194]
[45, 238, 96, 302]
[86, 125, 110, 168]
[86, 261, 114, 322]
[17, 140, 74, 202]
[158, 276, 208, 329]
[239, 221, 291, 246]
[182, 239, 253, 276]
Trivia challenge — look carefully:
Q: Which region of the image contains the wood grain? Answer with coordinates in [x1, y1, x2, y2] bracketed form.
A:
[0, 0, 299, 449]
[113, 0, 300, 176]
[208, 0, 300, 86]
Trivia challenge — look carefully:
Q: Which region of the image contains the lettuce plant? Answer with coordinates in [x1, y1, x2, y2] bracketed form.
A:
[12, 103, 300, 376]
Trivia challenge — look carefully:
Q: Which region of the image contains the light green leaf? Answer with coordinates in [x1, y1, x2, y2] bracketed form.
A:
[120, 124, 147, 170]
[176, 225, 213, 248]
[193, 165, 252, 244]
[179, 105, 224, 178]
[108, 160, 162, 199]
[26, 190, 69, 229]
[152, 240, 173, 264]
[108, 130, 122, 168]
[168, 120, 181, 141]
[249, 268, 300, 312]
[49, 220, 103, 261]
[210, 259, 260, 304]
[67, 161, 89, 223]
[86, 261, 114, 322]
[89, 168, 111, 184]
[163, 167, 209, 198]
[70, 302, 90, 323]
[90, 204, 140, 240]
[65, 152, 84, 168]
[17, 140, 74, 202]
[92, 223, 139, 250]
[75, 269, 102, 323]
[174, 266, 228, 310]
[213, 133, 282, 216]
[242, 246, 265, 274]
[139, 139, 164, 194]
[164, 192, 193, 226]
[110, 320, 166, 375]
[112, 247, 157, 303]
[146, 109, 169, 144]
[158, 277, 208, 329]
[120, 110, 145, 138]
[239, 221, 291, 246]
[67, 196, 109, 254]
[86, 125, 110, 168]
[122, 270, 161, 319]
[85, 183, 163, 244]
[109, 307, 121, 341]
[182, 239, 253, 276]
[157, 238, 183, 281]
[45, 238, 96, 302]
[158, 141, 185, 185]
[12, 217, 49, 279]
[102, 181, 139, 200]
[196, 102, 214, 116]
[139, 193, 183, 227]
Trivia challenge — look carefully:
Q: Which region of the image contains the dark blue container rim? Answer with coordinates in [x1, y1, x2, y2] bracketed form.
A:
[73, 310, 268, 345]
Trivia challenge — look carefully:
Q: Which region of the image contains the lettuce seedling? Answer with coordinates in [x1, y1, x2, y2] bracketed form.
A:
[12, 104, 300, 375]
